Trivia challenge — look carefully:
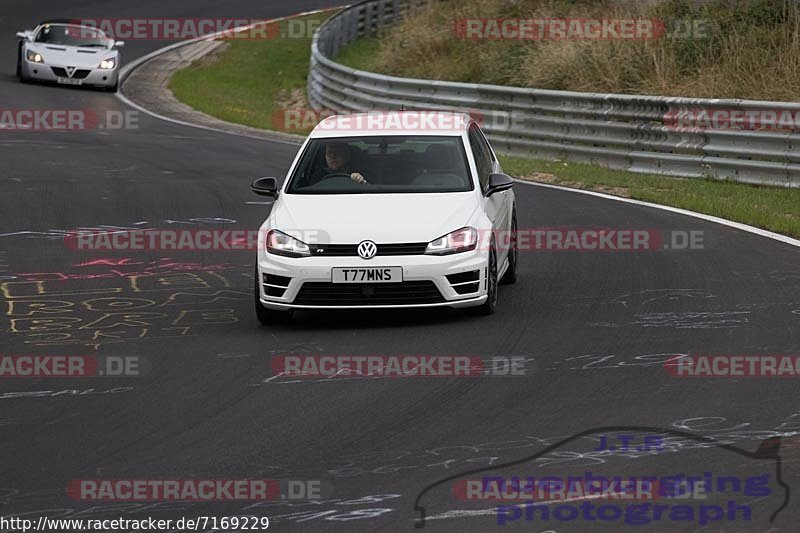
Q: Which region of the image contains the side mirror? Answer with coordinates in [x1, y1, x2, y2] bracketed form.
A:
[485, 173, 514, 197]
[251, 177, 279, 197]
[16, 31, 30, 40]
[114, 40, 125, 48]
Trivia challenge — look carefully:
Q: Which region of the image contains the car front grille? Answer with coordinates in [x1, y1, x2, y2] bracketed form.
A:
[307, 243, 428, 256]
[294, 281, 444, 306]
[50, 67, 91, 79]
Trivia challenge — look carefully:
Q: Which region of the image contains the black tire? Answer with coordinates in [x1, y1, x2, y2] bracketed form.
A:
[500, 207, 518, 285]
[17, 49, 28, 82]
[105, 80, 118, 93]
[476, 242, 498, 315]
[254, 268, 293, 325]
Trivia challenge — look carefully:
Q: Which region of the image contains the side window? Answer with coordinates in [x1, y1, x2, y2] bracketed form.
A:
[468, 124, 493, 190]
[477, 127, 496, 162]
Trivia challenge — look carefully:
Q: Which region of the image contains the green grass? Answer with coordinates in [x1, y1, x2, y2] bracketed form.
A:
[500, 156, 800, 238]
[335, 37, 381, 71]
[169, 12, 338, 133]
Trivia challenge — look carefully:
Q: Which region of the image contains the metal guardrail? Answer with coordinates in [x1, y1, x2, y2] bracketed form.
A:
[308, 0, 800, 187]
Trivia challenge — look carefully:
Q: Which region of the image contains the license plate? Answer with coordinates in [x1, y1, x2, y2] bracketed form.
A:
[56, 77, 83, 85]
[332, 267, 402, 283]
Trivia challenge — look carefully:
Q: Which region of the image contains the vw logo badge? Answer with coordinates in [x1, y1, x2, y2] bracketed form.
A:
[357, 240, 377, 259]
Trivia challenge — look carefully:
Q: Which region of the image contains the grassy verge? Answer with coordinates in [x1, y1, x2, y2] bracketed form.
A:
[169, 12, 337, 133]
[501, 156, 800, 238]
[338, 0, 800, 101]
[336, 37, 381, 71]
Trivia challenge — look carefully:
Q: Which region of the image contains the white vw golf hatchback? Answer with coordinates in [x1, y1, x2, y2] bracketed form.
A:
[251, 111, 517, 324]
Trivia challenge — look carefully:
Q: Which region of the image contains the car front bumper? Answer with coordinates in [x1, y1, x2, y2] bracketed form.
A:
[22, 60, 118, 87]
[257, 250, 489, 310]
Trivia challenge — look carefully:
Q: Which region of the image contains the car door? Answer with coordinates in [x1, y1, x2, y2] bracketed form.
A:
[478, 125, 513, 233]
[468, 123, 511, 261]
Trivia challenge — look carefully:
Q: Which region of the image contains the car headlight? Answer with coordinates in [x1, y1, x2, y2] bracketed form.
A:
[26, 50, 44, 63]
[425, 227, 478, 255]
[266, 230, 311, 258]
[99, 58, 116, 69]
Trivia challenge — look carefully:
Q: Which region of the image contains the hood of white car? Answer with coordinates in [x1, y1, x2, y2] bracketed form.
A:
[272, 193, 480, 244]
[28, 44, 115, 68]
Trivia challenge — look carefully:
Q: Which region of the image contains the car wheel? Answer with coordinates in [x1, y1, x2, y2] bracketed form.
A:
[17, 50, 27, 82]
[476, 242, 498, 315]
[254, 268, 293, 325]
[500, 207, 518, 285]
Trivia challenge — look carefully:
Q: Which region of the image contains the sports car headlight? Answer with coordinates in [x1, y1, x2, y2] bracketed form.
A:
[266, 230, 311, 258]
[425, 227, 478, 255]
[99, 58, 116, 69]
[26, 50, 44, 63]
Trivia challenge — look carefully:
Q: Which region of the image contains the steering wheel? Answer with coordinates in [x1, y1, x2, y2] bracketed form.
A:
[322, 172, 355, 181]
[310, 175, 365, 189]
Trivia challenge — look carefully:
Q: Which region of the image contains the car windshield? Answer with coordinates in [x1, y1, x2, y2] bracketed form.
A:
[285, 136, 474, 194]
[34, 24, 109, 47]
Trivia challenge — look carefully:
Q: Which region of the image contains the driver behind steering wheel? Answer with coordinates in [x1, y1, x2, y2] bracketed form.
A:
[312, 142, 367, 185]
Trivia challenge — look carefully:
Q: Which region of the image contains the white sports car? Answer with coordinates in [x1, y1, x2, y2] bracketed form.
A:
[251, 111, 517, 324]
[16, 20, 123, 91]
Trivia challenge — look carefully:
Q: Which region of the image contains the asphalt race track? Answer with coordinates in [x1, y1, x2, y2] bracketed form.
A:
[1, 1, 799, 532]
